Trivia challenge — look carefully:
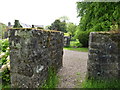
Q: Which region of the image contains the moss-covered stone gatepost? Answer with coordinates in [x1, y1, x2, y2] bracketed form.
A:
[8, 28, 64, 88]
[88, 32, 120, 80]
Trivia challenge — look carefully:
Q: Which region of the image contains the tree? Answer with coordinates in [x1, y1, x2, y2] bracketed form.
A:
[60, 20, 67, 32]
[48, 19, 67, 32]
[75, 1, 120, 47]
[66, 22, 77, 37]
[0, 23, 7, 39]
[59, 16, 69, 22]
[48, 19, 61, 30]
[45, 25, 51, 30]
[78, 2, 120, 31]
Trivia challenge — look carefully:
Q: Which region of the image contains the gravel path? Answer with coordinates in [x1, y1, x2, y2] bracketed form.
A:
[57, 49, 88, 88]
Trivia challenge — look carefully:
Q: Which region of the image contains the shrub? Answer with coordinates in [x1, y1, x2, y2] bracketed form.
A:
[70, 39, 82, 48]
[77, 31, 90, 47]
[0, 39, 10, 85]
[0, 23, 7, 39]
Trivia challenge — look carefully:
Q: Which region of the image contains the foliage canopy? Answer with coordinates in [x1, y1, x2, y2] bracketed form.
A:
[75, 1, 120, 47]
[48, 19, 67, 32]
[0, 23, 7, 39]
[77, 2, 120, 31]
[66, 22, 77, 37]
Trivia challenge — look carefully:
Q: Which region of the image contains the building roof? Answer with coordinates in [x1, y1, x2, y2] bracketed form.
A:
[34, 25, 44, 28]
[19, 22, 32, 28]
[8, 21, 44, 28]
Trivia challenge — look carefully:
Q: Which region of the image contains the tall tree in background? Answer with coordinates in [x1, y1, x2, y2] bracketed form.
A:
[66, 22, 77, 37]
[48, 19, 61, 30]
[48, 19, 67, 32]
[59, 16, 69, 22]
[75, 1, 120, 47]
[0, 23, 7, 39]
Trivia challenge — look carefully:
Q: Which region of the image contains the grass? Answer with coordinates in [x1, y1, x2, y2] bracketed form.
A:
[41, 67, 59, 88]
[81, 79, 120, 88]
[64, 47, 88, 52]
[0, 84, 11, 89]
[64, 39, 88, 52]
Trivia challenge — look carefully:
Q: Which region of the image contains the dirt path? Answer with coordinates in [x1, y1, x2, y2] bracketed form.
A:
[57, 49, 88, 88]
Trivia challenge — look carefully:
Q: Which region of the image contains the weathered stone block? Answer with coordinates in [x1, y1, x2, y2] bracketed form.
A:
[9, 28, 64, 88]
[88, 32, 120, 80]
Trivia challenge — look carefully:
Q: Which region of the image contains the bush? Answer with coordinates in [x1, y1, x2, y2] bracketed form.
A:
[0, 23, 7, 39]
[70, 39, 82, 48]
[0, 39, 10, 85]
[77, 31, 90, 47]
[0, 39, 9, 52]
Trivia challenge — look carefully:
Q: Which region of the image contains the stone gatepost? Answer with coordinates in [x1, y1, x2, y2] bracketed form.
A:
[8, 28, 64, 88]
[88, 32, 120, 80]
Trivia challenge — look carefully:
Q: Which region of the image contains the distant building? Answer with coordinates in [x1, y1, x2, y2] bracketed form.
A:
[34, 25, 44, 28]
[6, 20, 44, 38]
[20, 23, 32, 28]
[8, 20, 44, 29]
[32, 25, 44, 29]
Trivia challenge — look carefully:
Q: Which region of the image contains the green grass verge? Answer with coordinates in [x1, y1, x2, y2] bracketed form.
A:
[64, 47, 88, 52]
[82, 79, 120, 88]
[41, 67, 59, 88]
[0, 84, 11, 89]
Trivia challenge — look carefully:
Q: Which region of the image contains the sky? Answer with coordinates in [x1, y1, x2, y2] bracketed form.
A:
[0, 0, 80, 27]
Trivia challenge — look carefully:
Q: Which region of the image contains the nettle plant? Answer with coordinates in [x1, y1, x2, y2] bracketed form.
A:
[0, 38, 10, 85]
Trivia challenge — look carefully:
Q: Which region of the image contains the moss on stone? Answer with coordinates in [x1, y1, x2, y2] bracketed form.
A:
[109, 33, 120, 48]
[88, 32, 120, 80]
[16, 43, 21, 49]
[10, 28, 62, 33]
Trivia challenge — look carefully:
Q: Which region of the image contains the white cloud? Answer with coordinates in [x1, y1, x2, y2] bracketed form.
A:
[0, 0, 79, 26]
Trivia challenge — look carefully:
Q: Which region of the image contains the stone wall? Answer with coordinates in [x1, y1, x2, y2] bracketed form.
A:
[8, 28, 64, 88]
[88, 32, 120, 80]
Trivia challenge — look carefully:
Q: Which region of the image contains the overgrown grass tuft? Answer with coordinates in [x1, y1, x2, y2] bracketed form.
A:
[82, 79, 120, 88]
[0, 84, 11, 89]
[41, 67, 59, 88]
